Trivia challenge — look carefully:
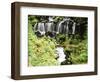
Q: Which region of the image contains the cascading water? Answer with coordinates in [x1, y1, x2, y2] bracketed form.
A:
[65, 21, 69, 34]
[47, 17, 54, 32]
[56, 20, 65, 34]
[72, 22, 76, 34]
[34, 17, 76, 36]
[56, 47, 66, 64]
[37, 22, 45, 35]
[45, 16, 57, 37]
[45, 22, 52, 32]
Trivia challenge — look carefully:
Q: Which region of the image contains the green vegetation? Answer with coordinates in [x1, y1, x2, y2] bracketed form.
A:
[28, 21, 59, 66]
[28, 15, 88, 66]
[56, 34, 88, 64]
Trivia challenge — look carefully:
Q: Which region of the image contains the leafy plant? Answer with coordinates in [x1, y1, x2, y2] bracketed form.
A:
[28, 22, 59, 66]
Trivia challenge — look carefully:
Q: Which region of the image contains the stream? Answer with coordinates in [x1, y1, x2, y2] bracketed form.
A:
[56, 47, 66, 65]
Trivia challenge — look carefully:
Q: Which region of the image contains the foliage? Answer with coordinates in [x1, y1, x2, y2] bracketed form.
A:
[68, 40, 88, 64]
[28, 21, 58, 66]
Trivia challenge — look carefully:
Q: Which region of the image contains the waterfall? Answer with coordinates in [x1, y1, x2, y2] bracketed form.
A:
[45, 16, 57, 37]
[37, 22, 45, 35]
[45, 16, 54, 32]
[72, 22, 76, 34]
[34, 17, 76, 37]
[56, 47, 66, 64]
[57, 20, 64, 34]
[45, 22, 52, 32]
[56, 22, 61, 34]
[65, 21, 69, 34]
